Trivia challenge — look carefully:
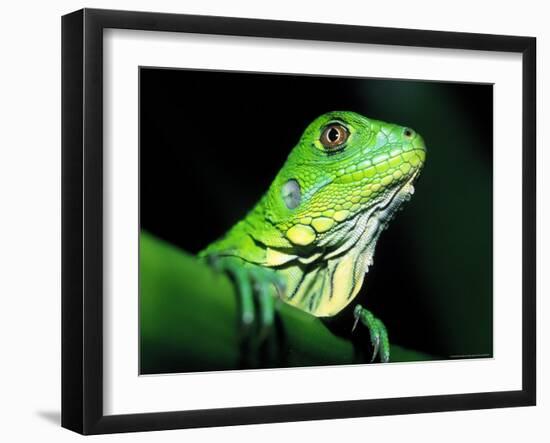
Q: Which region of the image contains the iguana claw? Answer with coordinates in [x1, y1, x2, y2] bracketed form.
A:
[205, 255, 284, 345]
[352, 304, 390, 363]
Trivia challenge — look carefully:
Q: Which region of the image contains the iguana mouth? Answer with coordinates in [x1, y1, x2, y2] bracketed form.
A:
[371, 167, 420, 225]
[317, 168, 420, 251]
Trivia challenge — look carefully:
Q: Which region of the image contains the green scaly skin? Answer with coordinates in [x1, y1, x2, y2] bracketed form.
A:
[199, 111, 426, 362]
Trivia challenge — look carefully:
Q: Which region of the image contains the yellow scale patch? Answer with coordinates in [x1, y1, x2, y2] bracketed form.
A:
[286, 210, 352, 245]
[333, 210, 349, 221]
[311, 217, 334, 233]
[286, 224, 316, 246]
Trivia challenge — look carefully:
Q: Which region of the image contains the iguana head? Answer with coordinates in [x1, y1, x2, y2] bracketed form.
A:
[263, 111, 426, 315]
[267, 111, 426, 244]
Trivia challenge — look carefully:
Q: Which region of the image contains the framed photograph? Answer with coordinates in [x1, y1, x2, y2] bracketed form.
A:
[62, 8, 536, 434]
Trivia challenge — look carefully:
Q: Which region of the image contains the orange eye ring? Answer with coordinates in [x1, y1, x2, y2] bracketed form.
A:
[320, 123, 349, 150]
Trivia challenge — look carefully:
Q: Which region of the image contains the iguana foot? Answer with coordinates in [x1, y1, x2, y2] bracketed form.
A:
[206, 255, 285, 344]
[352, 304, 390, 363]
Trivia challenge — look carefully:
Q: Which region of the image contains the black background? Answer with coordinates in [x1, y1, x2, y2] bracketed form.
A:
[140, 67, 493, 359]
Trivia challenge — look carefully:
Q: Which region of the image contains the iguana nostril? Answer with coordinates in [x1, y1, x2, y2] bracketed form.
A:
[403, 128, 414, 138]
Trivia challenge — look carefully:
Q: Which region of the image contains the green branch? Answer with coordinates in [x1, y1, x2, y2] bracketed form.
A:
[140, 232, 432, 374]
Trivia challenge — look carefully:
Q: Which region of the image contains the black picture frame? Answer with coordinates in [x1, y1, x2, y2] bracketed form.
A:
[61, 8, 536, 435]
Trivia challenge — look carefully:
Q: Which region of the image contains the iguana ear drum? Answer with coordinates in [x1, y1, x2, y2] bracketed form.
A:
[281, 179, 301, 209]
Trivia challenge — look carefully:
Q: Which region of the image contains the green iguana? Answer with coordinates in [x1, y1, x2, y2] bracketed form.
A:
[200, 111, 426, 362]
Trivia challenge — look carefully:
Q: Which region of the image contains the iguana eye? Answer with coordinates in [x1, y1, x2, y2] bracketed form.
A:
[320, 123, 349, 150]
